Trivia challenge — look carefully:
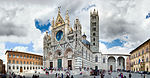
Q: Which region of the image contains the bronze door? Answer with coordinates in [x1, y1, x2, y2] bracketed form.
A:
[68, 60, 72, 70]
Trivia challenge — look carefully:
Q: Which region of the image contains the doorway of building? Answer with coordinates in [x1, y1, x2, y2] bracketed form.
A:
[68, 60, 72, 70]
[20, 67, 23, 72]
[50, 62, 53, 69]
[58, 59, 62, 69]
[110, 65, 113, 71]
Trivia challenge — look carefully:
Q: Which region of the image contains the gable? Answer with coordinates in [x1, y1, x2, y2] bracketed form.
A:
[55, 13, 65, 27]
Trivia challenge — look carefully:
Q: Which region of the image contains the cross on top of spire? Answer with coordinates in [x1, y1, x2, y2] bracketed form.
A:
[58, 6, 61, 14]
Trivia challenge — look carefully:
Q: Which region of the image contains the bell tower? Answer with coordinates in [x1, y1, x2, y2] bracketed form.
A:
[90, 9, 99, 53]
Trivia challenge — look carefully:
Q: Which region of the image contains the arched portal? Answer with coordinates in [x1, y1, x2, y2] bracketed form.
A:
[65, 48, 73, 70]
[117, 57, 125, 70]
[108, 56, 116, 71]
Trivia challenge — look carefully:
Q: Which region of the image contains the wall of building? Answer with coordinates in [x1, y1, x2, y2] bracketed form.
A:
[130, 40, 150, 72]
[5, 51, 43, 74]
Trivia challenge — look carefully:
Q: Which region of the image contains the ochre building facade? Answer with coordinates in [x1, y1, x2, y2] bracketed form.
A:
[130, 39, 150, 72]
[5, 50, 43, 74]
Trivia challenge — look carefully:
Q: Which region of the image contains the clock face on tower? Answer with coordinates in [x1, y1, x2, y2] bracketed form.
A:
[56, 30, 63, 41]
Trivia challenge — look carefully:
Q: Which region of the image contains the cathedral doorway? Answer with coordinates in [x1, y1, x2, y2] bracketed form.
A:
[110, 65, 113, 71]
[68, 60, 72, 70]
[58, 59, 62, 69]
[20, 66, 23, 72]
[50, 62, 53, 69]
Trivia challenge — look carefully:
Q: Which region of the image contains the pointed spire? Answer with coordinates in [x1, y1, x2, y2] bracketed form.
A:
[52, 17, 54, 26]
[65, 10, 70, 25]
[58, 6, 61, 14]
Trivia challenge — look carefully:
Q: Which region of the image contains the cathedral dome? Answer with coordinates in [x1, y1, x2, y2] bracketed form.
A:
[82, 40, 90, 45]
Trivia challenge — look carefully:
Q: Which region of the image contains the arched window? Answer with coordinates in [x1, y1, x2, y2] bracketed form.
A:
[13, 66, 15, 69]
[93, 38, 95, 41]
[138, 59, 140, 64]
[9, 66, 11, 69]
[93, 33, 96, 36]
[103, 58, 105, 63]
[95, 55, 98, 62]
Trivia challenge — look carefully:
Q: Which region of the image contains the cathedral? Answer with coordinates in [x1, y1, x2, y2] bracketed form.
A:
[43, 8, 129, 72]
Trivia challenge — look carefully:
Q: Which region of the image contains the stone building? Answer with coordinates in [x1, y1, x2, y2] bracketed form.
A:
[5, 50, 43, 74]
[130, 39, 150, 72]
[43, 8, 129, 72]
[0, 59, 5, 74]
[126, 56, 131, 71]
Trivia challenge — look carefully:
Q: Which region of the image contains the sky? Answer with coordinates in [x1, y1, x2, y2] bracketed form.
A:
[0, 0, 150, 63]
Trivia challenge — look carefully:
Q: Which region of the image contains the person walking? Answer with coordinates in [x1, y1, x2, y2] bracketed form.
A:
[71, 75, 74, 78]
[129, 73, 131, 78]
[61, 73, 63, 78]
[66, 75, 70, 78]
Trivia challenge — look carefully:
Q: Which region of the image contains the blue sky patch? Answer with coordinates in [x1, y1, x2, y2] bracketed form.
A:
[35, 19, 51, 33]
[82, 4, 96, 11]
[5, 42, 33, 52]
[101, 39, 126, 49]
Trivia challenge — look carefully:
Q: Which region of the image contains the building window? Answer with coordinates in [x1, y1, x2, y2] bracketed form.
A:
[30, 67, 32, 70]
[93, 38, 95, 41]
[27, 56, 29, 58]
[146, 57, 148, 62]
[13, 60, 15, 64]
[27, 62, 28, 64]
[93, 43, 95, 45]
[17, 55, 19, 58]
[17, 66, 19, 69]
[9, 54, 11, 58]
[93, 28, 96, 31]
[93, 33, 96, 36]
[8, 60, 11, 64]
[16, 61, 18, 64]
[24, 61, 26, 64]
[33, 57, 34, 60]
[20, 55, 22, 58]
[24, 67, 26, 70]
[33, 62, 34, 65]
[103, 58, 105, 63]
[13, 54, 15, 58]
[36, 57, 37, 60]
[142, 50, 144, 55]
[146, 47, 149, 52]
[36, 62, 37, 65]
[95, 55, 98, 62]
[138, 59, 140, 64]
[24, 55, 26, 59]
[92, 22, 96, 26]
[30, 56, 32, 59]
[138, 52, 140, 56]
[9, 66, 11, 69]
[13, 66, 15, 69]
[27, 67, 29, 70]
[38, 67, 40, 69]
[20, 61, 22, 64]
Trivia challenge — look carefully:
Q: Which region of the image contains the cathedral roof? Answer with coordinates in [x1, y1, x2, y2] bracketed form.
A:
[82, 40, 90, 45]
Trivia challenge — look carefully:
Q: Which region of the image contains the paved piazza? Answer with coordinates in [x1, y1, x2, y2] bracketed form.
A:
[18, 71, 150, 78]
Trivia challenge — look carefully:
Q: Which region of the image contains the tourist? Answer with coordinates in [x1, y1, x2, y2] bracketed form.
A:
[71, 75, 74, 78]
[56, 73, 58, 78]
[129, 73, 131, 78]
[66, 75, 70, 78]
[121, 73, 123, 78]
[61, 73, 63, 78]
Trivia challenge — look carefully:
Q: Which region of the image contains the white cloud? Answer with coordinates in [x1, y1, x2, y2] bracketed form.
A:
[0, 0, 150, 62]
[13, 46, 28, 52]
